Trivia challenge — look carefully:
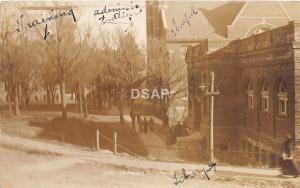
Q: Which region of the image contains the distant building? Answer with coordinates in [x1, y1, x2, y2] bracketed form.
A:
[29, 83, 76, 105]
[186, 21, 300, 166]
[0, 82, 76, 106]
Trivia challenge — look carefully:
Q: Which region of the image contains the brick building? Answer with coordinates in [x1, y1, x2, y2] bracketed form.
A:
[146, 1, 300, 126]
[186, 21, 300, 166]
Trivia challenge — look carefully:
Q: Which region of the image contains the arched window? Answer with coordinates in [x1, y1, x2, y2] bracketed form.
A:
[247, 80, 254, 109]
[278, 80, 288, 115]
[261, 80, 269, 112]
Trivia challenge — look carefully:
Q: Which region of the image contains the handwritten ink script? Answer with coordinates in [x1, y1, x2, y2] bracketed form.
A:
[170, 7, 198, 37]
[172, 163, 216, 185]
[94, 2, 143, 32]
[16, 9, 77, 40]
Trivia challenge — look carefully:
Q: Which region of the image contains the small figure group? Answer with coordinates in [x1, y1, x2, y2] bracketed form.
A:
[174, 120, 188, 137]
[138, 116, 154, 134]
[166, 120, 189, 145]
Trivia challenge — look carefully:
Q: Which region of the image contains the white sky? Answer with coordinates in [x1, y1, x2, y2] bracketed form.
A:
[75, 1, 147, 47]
[1, 0, 147, 46]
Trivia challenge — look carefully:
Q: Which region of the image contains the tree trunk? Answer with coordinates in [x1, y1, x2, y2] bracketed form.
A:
[129, 99, 136, 130]
[46, 85, 51, 105]
[93, 82, 97, 110]
[22, 85, 27, 109]
[131, 114, 136, 130]
[161, 101, 169, 128]
[60, 81, 67, 119]
[50, 86, 55, 105]
[75, 88, 78, 113]
[99, 88, 103, 110]
[14, 84, 20, 116]
[83, 86, 88, 118]
[118, 90, 124, 124]
[18, 85, 25, 109]
[160, 96, 169, 128]
[97, 89, 100, 109]
[162, 111, 169, 128]
[108, 85, 112, 109]
[7, 83, 12, 117]
[115, 89, 118, 105]
[79, 85, 83, 117]
[25, 84, 30, 107]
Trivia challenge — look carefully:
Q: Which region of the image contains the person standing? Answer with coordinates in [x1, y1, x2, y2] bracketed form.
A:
[136, 114, 141, 133]
[137, 113, 141, 124]
[280, 134, 300, 177]
[130, 108, 136, 131]
[143, 117, 148, 134]
[149, 117, 154, 132]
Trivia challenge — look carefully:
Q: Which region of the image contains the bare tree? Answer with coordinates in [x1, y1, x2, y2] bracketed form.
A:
[38, 52, 59, 105]
[0, 8, 12, 114]
[0, 9, 35, 116]
[147, 37, 187, 127]
[101, 30, 145, 126]
[33, 9, 80, 119]
[70, 29, 98, 118]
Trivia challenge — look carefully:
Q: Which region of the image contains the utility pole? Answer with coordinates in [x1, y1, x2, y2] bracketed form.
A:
[199, 72, 220, 162]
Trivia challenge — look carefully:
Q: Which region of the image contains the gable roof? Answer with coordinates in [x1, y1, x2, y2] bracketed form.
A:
[199, 2, 245, 37]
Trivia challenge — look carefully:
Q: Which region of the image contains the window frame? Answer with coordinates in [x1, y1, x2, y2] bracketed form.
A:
[247, 90, 254, 109]
[247, 80, 254, 109]
[261, 80, 269, 112]
[277, 81, 288, 116]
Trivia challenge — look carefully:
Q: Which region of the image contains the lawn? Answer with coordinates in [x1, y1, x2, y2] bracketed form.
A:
[22, 104, 122, 115]
[30, 117, 148, 156]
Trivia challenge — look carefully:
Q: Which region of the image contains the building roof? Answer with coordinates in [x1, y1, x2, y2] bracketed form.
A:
[199, 2, 245, 37]
[163, 1, 229, 50]
[162, 1, 299, 38]
[158, 1, 300, 51]
[163, 1, 226, 40]
[186, 21, 295, 64]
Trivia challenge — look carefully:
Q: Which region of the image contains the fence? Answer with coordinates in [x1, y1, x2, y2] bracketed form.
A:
[95, 130, 141, 157]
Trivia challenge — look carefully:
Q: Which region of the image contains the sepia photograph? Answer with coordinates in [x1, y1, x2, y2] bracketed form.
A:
[1, 0, 300, 187]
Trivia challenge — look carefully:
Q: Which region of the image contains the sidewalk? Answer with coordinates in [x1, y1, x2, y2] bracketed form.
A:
[0, 133, 281, 177]
[140, 132, 180, 161]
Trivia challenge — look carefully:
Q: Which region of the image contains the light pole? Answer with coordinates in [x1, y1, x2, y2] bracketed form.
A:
[198, 72, 220, 162]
